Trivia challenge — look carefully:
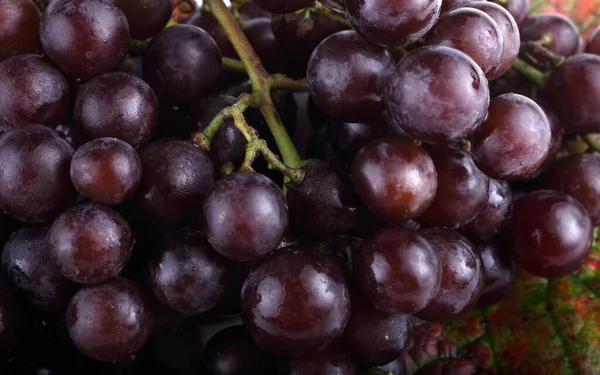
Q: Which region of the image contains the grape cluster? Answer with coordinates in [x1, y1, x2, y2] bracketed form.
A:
[0, 0, 598, 373]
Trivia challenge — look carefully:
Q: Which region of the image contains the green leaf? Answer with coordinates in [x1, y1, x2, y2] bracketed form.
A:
[404, 239, 600, 374]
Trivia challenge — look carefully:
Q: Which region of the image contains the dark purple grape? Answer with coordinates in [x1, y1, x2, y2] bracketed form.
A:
[387, 46, 489, 144]
[490, 0, 529, 26]
[0, 282, 17, 352]
[355, 228, 441, 314]
[67, 278, 154, 362]
[244, 18, 285, 74]
[0, 54, 70, 130]
[252, 0, 314, 13]
[326, 119, 380, 163]
[426, 8, 503, 79]
[287, 344, 357, 375]
[114, 0, 173, 40]
[202, 171, 288, 261]
[287, 160, 358, 237]
[504, 190, 592, 278]
[475, 240, 514, 307]
[148, 228, 229, 315]
[374, 356, 407, 375]
[350, 137, 437, 221]
[201, 325, 262, 375]
[418, 146, 490, 229]
[129, 138, 216, 231]
[70, 138, 142, 205]
[74, 72, 159, 148]
[340, 288, 410, 366]
[470, 93, 551, 180]
[307, 30, 395, 122]
[241, 248, 350, 355]
[415, 229, 484, 322]
[272, 12, 347, 78]
[2, 226, 76, 310]
[586, 26, 600, 55]
[0, 124, 77, 223]
[440, 0, 477, 12]
[460, 179, 513, 240]
[48, 203, 134, 284]
[345, 0, 441, 48]
[143, 24, 222, 105]
[238, 0, 271, 21]
[523, 99, 563, 179]
[521, 13, 582, 58]
[541, 153, 600, 225]
[40, 0, 129, 80]
[546, 53, 600, 133]
[187, 11, 237, 59]
[0, 0, 41, 62]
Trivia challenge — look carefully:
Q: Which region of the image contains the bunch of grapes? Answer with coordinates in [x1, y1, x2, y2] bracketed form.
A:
[0, 0, 599, 373]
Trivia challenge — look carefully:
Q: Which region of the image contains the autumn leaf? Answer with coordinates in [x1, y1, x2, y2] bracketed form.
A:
[404, 235, 600, 375]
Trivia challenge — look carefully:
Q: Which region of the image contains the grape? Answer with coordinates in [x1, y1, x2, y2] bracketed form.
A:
[374, 356, 407, 375]
[345, 0, 441, 48]
[73, 72, 159, 149]
[48, 203, 134, 284]
[307, 30, 395, 122]
[67, 278, 154, 362]
[418, 146, 490, 229]
[0, 282, 17, 352]
[272, 12, 347, 78]
[201, 325, 262, 375]
[387, 46, 489, 144]
[212, 260, 254, 315]
[475, 240, 514, 307]
[470, 93, 551, 180]
[440, 0, 477, 12]
[113, 0, 173, 40]
[350, 137, 437, 221]
[340, 288, 410, 366]
[0, 54, 70, 130]
[129, 138, 216, 231]
[2, 226, 76, 310]
[326, 119, 380, 163]
[40, 0, 129, 80]
[287, 344, 357, 375]
[0, 124, 77, 223]
[523, 99, 563, 179]
[241, 248, 350, 355]
[143, 24, 222, 105]
[187, 11, 237, 59]
[490, 0, 529, 26]
[0, 0, 41, 62]
[521, 13, 582, 58]
[70, 138, 142, 205]
[244, 18, 285, 74]
[238, 0, 271, 20]
[460, 179, 513, 240]
[586, 26, 600, 55]
[415, 229, 484, 322]
[546, 53, 600, 133]
[252, 0, 314, 14]
[503, 190, 592, 278]
[355, 228, 441, 314]
[541, 154, 600, 225]
[426, 8, 504, 79]
[466, 1, 520, 79]
[148, 228, 230, 315]
[287, 160, 358, 237]
[202, 171, 289, 261]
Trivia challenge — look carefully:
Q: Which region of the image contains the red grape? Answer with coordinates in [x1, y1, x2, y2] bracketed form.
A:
[387, 46, 489, 144]
[287, 344, 357, 375]
[70, 138, 142, 205]
[326, 119, 381, 163]
[470, 93, 551, 180]
[113, 0, 173, 40]
[355, 228, 441, 314]
[503, 190, 592, 278]
[40, 0, 129, 80]
[201, 325, 262, 375]
[350, 137, 437, 221]
[415, 229, 484, 322]
[73, 72, 159, 148]
[586, 25, 600, 55]
[523, 99, 563, 179]
[202, 171, 288, 261]
[521, 13, 582, 58]
[418, 146, 490, 229]
[440, 0, 477, 12]
[490, 0, 529, 26]
[48, 203, 134, 284]
[187, 10, 237, 59]
[475, 240, 514, 307]
[241, 248, 350, 355]
[67, 278, 154, 362]
[307, 30, 395, 122]
[460, 179, 513, 240]
[238, 0, 271, 20]
[0, 0, 41, 62]
[0, 54, 70, 130]
[252, 0, 315, 14]
[345, 0, 441, 48]
[0, 124, 77, 223]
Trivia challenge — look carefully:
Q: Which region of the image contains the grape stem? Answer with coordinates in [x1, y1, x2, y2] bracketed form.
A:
[313, 1, 352, 27]
[203, 0, 304, 169]
[520, 41, 565, 69]
[584, 134, 600, 153]
[511, 58, 548, 87]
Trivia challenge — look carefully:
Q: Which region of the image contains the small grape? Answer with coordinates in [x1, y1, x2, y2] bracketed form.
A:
[460, 179, 513, 240]
[0, 0, 41, 62]
[113, 0, 173, 40]
[521, 13, 582, 58]
[475, 240, 514, 307]
[586, 26, 600, 55]
[201, 325, 262, 375]
[244, 18, 286, 74]
[287, 344, 357, 375]
[326, 119, 381, 163]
